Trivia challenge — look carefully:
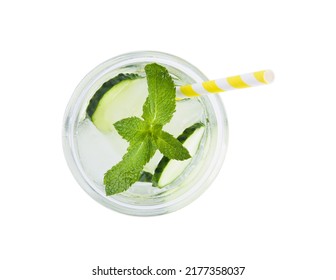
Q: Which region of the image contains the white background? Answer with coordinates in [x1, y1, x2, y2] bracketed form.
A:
[1, 0, 335, 279]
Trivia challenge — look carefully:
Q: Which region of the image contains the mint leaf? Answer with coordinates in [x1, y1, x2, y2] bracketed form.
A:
[155, 130, 191, 160]
[142, 63, 176, 125]
[104, 135, 156, 195]
[114, 117, 147, 143]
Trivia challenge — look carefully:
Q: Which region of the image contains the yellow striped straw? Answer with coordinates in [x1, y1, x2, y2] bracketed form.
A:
[176, 70, 274, 98]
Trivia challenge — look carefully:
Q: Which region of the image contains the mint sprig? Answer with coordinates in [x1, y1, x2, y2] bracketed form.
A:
[104, 63, 191, 195]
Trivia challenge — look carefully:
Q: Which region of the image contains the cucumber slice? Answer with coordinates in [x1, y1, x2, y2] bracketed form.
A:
[86, 73, 148, 133]
[138, 171, 153, 183]
[153, 123, 205, 188]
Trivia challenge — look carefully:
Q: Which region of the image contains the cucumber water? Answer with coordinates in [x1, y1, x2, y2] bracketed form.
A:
[76, 72, 208, 196]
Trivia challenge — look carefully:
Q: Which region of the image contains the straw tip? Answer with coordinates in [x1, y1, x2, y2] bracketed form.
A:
[264, 70, 275, 83]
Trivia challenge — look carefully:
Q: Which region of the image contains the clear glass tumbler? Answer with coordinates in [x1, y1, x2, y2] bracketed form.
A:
[63, 51, 228, 216]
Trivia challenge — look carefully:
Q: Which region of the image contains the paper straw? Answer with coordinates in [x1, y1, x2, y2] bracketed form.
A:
[176, 70, 274, 98]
